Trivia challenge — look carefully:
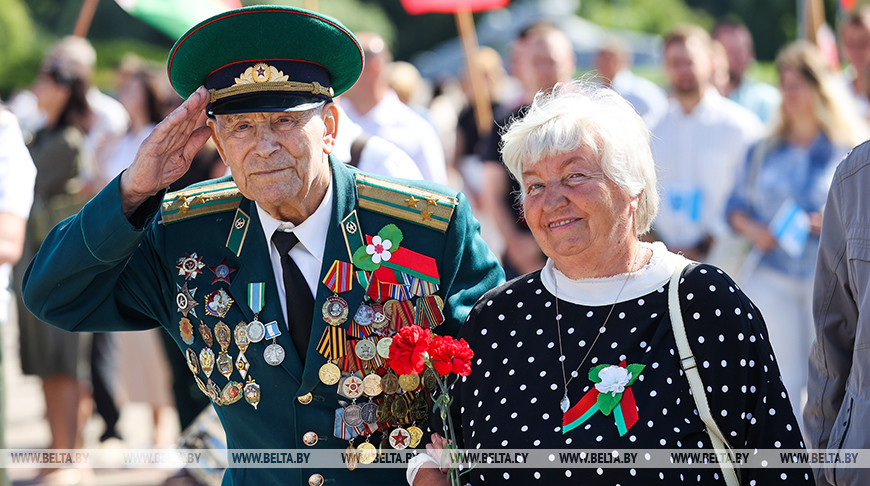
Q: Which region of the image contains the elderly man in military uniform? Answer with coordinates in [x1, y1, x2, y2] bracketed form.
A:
[22, 6, 503, 485]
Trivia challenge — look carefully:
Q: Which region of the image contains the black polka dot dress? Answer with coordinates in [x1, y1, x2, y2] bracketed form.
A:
[449, 244, 812, 485]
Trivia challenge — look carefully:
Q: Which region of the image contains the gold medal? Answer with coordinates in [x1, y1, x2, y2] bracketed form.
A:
[357, 441, 377, 464]
[407, 425, 424, 448]
[398, 373, 420, 392]
[322, 295, 349, 326]
[376, 337, 392, 359]
[185, 348, 200, 374]
[362, 373, 383, 397]
[345, 442, 358, 471]
[391, 395, 409, 420]
[421, 368, 438, 392]
[194, 375, 208, 396]
[381, 371, 400, 395]
[215, 321, 231, 351]
[355, 339, 376, 361]
[376, 400, 392, 423]
[410, 394, 428, 421]
[199, 348, 215, 377]
[319, 362, 341, 385]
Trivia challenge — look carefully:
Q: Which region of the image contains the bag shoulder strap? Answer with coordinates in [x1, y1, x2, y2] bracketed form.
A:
[668, 258, 740, 486]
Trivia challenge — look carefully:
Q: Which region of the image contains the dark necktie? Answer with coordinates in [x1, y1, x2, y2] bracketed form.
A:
[271, 230, 314, 363]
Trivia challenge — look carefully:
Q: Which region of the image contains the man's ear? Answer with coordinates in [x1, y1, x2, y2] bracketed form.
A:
[321, 103, 338, 154]
[206, 118, 228, 165]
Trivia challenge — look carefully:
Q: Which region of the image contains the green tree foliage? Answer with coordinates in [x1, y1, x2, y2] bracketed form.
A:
[579, 0, 714, 34]
[0, 0, 39, 99]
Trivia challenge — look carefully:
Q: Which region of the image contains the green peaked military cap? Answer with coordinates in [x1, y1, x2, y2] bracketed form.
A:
[167, 5, 364, 115]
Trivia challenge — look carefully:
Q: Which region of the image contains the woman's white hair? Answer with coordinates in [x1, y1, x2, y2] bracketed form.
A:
[500, 79, 659, 235]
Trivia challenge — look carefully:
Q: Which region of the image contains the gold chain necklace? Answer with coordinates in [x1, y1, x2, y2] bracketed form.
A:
[555, 251, 641, 414]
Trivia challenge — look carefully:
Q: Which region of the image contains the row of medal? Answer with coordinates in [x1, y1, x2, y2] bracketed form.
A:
[315, 259, 445, 467]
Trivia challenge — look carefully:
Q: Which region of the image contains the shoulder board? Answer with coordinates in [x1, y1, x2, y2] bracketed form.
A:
[355, 173, 457, 233]
[161, 181, 242, 225]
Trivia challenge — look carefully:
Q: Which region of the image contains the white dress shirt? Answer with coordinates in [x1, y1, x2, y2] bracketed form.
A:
[257, 180, 332, 329]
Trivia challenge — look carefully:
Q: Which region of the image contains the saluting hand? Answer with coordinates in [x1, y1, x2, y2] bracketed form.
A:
[119, 86, 212, 216]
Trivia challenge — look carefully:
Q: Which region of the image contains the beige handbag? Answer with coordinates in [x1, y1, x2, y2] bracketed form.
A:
[668, 259, 740, 486]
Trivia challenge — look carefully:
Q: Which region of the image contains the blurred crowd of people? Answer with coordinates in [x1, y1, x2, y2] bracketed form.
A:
[4, 7, 870, 484]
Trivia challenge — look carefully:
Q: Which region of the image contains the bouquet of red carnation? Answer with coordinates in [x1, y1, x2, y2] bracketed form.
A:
[387, 326, 473, 486]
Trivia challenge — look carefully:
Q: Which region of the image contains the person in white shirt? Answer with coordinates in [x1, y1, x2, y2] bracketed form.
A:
[594, 36, 668, 127]
[340, 32, 447, 184]
[0, 104, 37, 484]
[838, 6, 870, 118]
[650, 24, 763, 262]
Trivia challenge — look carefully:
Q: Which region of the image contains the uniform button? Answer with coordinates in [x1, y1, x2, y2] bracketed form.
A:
[302, 431, 319, 446]
[308, 473, 324, 486]
[297, 393, 313, 405]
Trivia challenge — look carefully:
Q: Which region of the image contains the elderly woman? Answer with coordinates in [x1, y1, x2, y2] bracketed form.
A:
[411, 80, 811, 485]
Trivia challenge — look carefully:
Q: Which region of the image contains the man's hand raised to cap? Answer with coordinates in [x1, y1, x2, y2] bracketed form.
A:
[119, 86, 213, 217]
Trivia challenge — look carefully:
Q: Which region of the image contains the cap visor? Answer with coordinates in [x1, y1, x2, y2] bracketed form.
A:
[208, 93, 326, 116]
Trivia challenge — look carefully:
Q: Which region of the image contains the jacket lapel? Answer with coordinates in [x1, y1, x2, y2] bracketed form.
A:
[227, 198, 303, 383]
[299, 159, 366, 392]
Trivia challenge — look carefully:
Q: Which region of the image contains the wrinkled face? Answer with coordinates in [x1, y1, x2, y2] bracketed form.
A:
[664, 38, 713, 95]
[208, 105, 337, 213]
[779, 67, 815, 121]
[521, 149, 638, 274]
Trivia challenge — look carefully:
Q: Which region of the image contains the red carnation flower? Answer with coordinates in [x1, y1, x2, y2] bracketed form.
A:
[387, 325, 432, 375]
[428, 336, 474, 376]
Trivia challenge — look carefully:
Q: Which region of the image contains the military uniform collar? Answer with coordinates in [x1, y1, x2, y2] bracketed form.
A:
[255, 178, 333, 264]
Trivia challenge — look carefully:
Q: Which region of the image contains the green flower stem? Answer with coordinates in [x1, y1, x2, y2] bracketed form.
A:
[431, 366, 461, 486]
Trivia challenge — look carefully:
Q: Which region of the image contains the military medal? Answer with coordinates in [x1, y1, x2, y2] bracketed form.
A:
[381, 371, 400, 395]
[199, 348, 215, 377]
[355, 339, 376, 361]
[221, 381, 243, 405]
[176, 283, 199, 317]
[360, 401, 379, 425]
[215, 322, 233, 378]
[353, 303, 374, 326]
[176, 252, 205, 280]
[376, 337, 392, 359]
[421, 368, 438, 393]
[389, 427, 411, 450]
[340, 374, 364, 399]
[376, 400, 392, 423]
[319, 361, 341, 385]
[321, 261, 353, 326]
[398, 373, 420, 392]
[209, 259, 237, 285]
[370, 303, 388, 330]
[234, 322, 250, 379]
[247, 283, 266, 343]
[391, 394, 409, 420]
[407, 425, 424, 448]
[205, 289, 234, 318]
[185, 348, 200, 374]
[179, 318, 195, 345]
[322, 296, 349, 326]
[199, 321, 214, 347]
[262, 320, 285, 366]
[357, 441, 377, 465]
[244, 376, 260, 410]
[194, 375, 208, 396]
[207, 379, 222, 405]
[345, 441, 359, 471]
[410, 394, 428, 421]
[343, 403, 364, 427]
[362, 373, 382, 397]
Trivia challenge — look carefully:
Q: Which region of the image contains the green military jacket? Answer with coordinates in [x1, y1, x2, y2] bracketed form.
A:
[23, 157, 504, 485]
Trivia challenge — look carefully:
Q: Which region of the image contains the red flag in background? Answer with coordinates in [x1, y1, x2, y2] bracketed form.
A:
[841, 0, 858, 13]
[400, 0, 508, 15]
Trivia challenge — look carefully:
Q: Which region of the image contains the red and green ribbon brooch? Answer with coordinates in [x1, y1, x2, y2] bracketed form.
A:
[562, 360, 645, 437]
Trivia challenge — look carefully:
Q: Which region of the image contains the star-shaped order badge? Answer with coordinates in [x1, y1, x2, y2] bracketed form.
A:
[562, 361, 645, 437]
[209, 259, 237, 285]
[176, 253, 205, 280]
[176, 283, 199, 318]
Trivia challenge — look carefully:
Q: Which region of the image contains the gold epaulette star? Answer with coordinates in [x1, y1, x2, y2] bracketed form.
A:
[405, 195, 420, 209]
